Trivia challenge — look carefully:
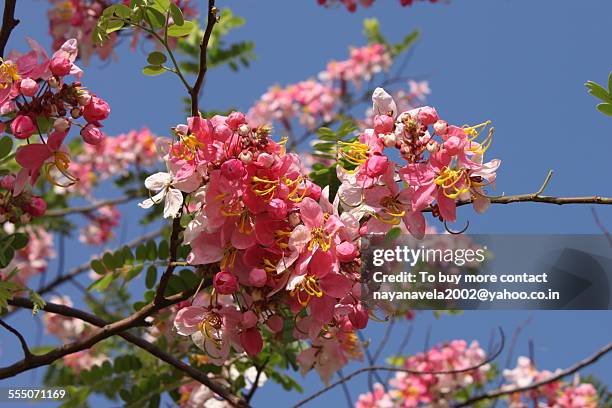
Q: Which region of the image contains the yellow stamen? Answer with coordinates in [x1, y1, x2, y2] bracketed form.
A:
[44, 151, 79, 187]
[308, 227, 332, 252]
[290, 275, 324, 307]
[434, 167, 471, 199]
[198, 311, 223, 347]
[338, 140, 369, 167]
[0, 59, 20, 88]
[220, 247, 237, 270]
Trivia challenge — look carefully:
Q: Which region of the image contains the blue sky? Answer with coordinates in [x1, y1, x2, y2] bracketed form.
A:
[2, 0, 611, 407]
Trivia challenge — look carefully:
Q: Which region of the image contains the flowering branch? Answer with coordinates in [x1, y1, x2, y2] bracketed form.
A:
[0, 0, 18, 58]
[190, 0, 217, 116]
[292, 328, 505, 408]
[454, 341, 612, 408]
[0, 318, 33, 361]
[7, 297, 250, 408]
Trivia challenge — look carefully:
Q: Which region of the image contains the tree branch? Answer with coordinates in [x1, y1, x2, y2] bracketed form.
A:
[44, 193, 140, 217]
[154, 217, 182, 304]
[190, 0, 217, 116]
[454, 341, 612, 408]
[8, 297, 250, 408]
[0, 318, 33, 360]
[292, 327, 505, 408]
[0, 0, 19, 58]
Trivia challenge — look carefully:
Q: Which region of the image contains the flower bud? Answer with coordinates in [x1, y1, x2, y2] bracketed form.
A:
[239, 150, 253, 163]
[256, 153, 274, 168]
[226, 111, 246, 130]
[238, 124, 250, 136]
[268, 198, 287, 220]
[380, 133, 396, 148]
[25, 196, 47, 217]
[213, 271, 238, 295]
[83, 96, 110, 123]
[348, 303, 369, 329]
[336, 241, 357, 262]
[433, 120, 448, 136]
[241, 311, 258, 329]
[416, 106, 439, 126]
[374, 114, 394, 135]
[240, 328, 263, 356]
[50, 57, 72, 77]
[0, 175, 15, 190]
[80, 124, 105, 145]
[19, 78, 39, 97]
[426, 141, 439, 153]
[249, 268, 268, 287]
[266, 315, 284, 333]
[53, 117, 71, 132]
[213, 123, 232, 142]
[372, 87, 397, 116]
[11, 115, 36, 139]
[288, 212, 301, 227]
[365, 155, 388, 178]
[77, 92, 92, 106]
[220, 158, 246, 179]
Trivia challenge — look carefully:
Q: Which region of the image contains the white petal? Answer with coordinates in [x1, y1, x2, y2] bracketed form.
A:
[163, 188, 183, 218]
[372, 87, 397, 117]
[144, 172, 172, 191]
[138, 189, 166, 209]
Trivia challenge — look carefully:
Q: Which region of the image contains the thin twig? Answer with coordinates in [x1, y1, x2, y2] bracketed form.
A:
[0, 0, 19, 58]
[0, 319, 33, 360]
[293, 327, 505, 408]
[454, 341, 612, 408]
[154, 217, 182, 304]
[591, 208, 612, 248]
[245, 358, 269, 403]
[190, 0, 217, 116]
[8, 297, 250, 408]
[45, 194, 140, 217]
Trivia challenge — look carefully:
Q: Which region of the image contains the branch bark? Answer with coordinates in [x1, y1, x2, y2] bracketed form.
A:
[0, 318, 33, 360]
[0, 0, 19, 58]
[189, 0, 217, 116]
[8, 297, 250, 408]
[44, 194, 140, 217]
[454, 341, 612, 407]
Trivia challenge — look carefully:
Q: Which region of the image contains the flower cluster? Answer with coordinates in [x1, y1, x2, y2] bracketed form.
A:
[1, 38, 110, 197]
[48, 0, 197, 64]
[43, 295, 109, 373]
[317, 0, 443, 12]
[248, 43, 395, 131]
[68, 127, 158, 196]
[0, 176, 48, 222]
[0, 225, 55, 286]
[140, 112, 365, 379]
[503, 356, 598, 408]
[78, 205, 120, 245]
[337, 87, 500, 238]
[319, 44, 392, 87]
[248, 80, 339, 130]
[356, 340, 490, 407]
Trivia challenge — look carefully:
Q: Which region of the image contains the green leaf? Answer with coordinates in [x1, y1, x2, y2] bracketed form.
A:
[10, 233, 29, 250]
[167, 21, 195, 37]
[608, 71, 612, 93]
[0, 280, 20, 310]
[169, 3, 184, 26]
[392, 29, 420, 56]
[144, 7, 166, 29]
[0, 136, 13, 160]
[89, 273, 116, 292]
[145, 265, 157, 289]
[596, 103, 612, 116]
[113, 3, 131, 18]
[125, 264, 144, 282]
[146, 240, 158, 261]
[585, 81, 612, 103]
[29, 290, 46, 315]
[147, 51, 167, 65]
[158, 240, 169, 260]
[136, 243, 148, 260]
[104, 19, 124, 34]
[102, 251, 120, 270]
[142, 65, 166, 76]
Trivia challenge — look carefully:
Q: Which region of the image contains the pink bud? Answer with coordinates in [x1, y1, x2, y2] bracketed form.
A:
[416, 106, 439, 126]
[25, 196, 47, 217]
[0, 175, 15, 190]
[213, 123, 232, 142]
[240, 328, 263, 356]
[53, 117, 71, 132]
[50, 57, 72, 76]
[220, 158, 246, 179]
[306, 181, 321, 201]
[256, 153, 274, 168]
[348, 303, 369, 329]
[266, 315, 284, 333]
[19, 78, 39, 97]
[213, 271, 238, 295]
[268, 198, 287, 220]
[374, 115, 394, 135]
[11, 115, 36, 139]
[83, 96, 110, 123]
[365, 155, 388, 178]
[336, 241, 357, 262]
[249, 268, 268, 287]
[226, 111, 246, 131]
[433, 120, 448, 136]
[241, 311, 258, 329]
[443, 136, 463, 155]
[80, 124, 105, 145]
[77, 92, 91, 106]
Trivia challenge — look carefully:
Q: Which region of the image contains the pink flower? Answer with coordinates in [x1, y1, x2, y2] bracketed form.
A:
[11, 115, 36, 139]
[49, 56, 72, 76]
[240, 328, 263, 356]
[18, 78, 38, 96]
[83, 96, 110, 123]
[80, 124, 105, 145]
[213, 271, 238, 295]
[25, 196, 47, 217]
